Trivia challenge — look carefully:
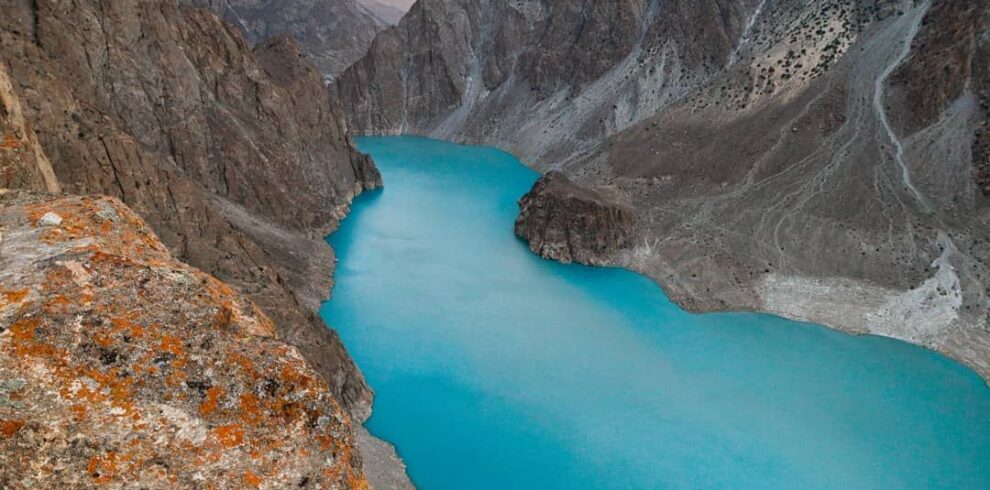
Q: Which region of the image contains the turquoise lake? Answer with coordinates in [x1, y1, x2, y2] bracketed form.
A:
[320, 136, 990, 489]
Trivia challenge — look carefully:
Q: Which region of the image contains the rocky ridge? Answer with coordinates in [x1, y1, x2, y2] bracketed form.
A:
[0, 191, 366, 488]
[342, 0, 990, 381]
[0, 0, 379, 418]
[189, 0, 387, 77]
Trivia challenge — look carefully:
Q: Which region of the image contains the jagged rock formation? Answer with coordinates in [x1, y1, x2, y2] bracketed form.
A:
[515, 171, 635, 266]
[0, 0, 380, 420]
[0, 191, 367, 488]
[341, 0, 990, 380]
[189, 0, 387, 76]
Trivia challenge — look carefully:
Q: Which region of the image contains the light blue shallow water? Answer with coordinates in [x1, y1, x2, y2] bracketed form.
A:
[320, 136, 990, 490]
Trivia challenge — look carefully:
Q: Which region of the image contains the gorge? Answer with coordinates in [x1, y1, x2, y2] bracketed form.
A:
[2, 0, 989, 488]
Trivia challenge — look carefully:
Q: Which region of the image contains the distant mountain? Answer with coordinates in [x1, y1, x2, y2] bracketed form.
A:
[338, 0, 990, 381]
[189, 0, 387, 76]
[361, 0, 408, 25]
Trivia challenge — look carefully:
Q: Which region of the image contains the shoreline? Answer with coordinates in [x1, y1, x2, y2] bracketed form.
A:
[352, 133, 990, 387]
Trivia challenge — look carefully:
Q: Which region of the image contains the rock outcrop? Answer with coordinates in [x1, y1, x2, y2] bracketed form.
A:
[189, 0, 387, 77]
[0, 191, 366, 488]
[0, 0, 379, 419]
[342, 0, 990, 381]
[515, 172, 635, 266]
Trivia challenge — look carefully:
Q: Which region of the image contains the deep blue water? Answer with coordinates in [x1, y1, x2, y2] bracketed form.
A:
[320, 136, 990, 489]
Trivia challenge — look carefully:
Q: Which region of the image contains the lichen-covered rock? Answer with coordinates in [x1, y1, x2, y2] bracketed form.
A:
[515, 172, 635, 266]
[0, 0, 378, 420]
[0, 191, 367, 489]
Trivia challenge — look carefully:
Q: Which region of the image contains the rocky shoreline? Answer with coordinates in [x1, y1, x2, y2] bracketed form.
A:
[511, 170, 990, 384]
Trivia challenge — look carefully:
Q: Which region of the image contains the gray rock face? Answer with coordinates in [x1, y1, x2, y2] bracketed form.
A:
[338, 0, 760, 163]
[187, 0, 386, 76]
[0, 0, 379, 417]
[515, 172, 635, 266]
[342, 0, 990, 381]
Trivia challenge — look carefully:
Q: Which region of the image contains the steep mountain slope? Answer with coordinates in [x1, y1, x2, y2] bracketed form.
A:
[340, 0, 990, 379]
[338, 0, 763, 164]
[191, 0, 387, 76]
[0, 0, 380, 420]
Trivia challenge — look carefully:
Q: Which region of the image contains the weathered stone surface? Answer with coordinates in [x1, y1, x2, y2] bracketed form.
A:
[0, 0, 379, 419]
[515, 172, 635, 266]
[187, 0, 387, 76]
[0, 192, 367, 489]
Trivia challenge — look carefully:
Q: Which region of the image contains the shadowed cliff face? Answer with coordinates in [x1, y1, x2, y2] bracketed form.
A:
[0, 0, 380, 418]
[0, 192, 366, 489]
[187, 0, 387, 77]
[342, 0, 990, 380]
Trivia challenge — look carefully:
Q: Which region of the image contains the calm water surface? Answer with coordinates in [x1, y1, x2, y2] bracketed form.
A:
[320, 136, 990, 489]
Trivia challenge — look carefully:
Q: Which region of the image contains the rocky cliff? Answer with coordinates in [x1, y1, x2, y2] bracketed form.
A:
[0, 64, 58, 194]
[515, 171, 635, 266]
[0, 0, 380, 419]
[342, 0, 990, 381]
[189, 0, 387, 77]
[0, 191, 366, 488]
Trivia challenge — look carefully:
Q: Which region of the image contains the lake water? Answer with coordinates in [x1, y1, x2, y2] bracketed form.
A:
[320, 136, 990, 489]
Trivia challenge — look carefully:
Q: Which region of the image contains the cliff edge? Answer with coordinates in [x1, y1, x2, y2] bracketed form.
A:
[0, 191, 366, 488]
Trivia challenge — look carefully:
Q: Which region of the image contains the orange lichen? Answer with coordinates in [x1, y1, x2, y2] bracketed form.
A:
[243, 470, 263, 488]
[86, 452, 121, 484]
[160, 335, 184, 356]
[199, 386, 226, 417]
[213, 424, 245, 449]
[3, 288, 29, 304]
[9, 316, 39, 342]
[239, 393, 263, 425]
[0, 419, 25, 438]
[70, 404, 88, 421]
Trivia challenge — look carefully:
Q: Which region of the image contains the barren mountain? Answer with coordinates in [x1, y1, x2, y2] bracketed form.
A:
[191, 0, 387, 76]
[339, 0, 990, 380]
